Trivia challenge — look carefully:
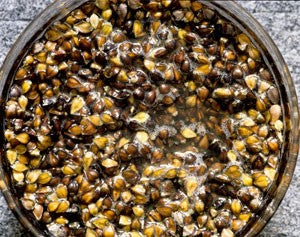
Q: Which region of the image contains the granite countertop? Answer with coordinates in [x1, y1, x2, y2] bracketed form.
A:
[0, 1, 299, 236]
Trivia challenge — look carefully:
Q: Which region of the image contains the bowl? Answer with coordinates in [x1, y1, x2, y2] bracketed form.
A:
[0, 0, 298, 236]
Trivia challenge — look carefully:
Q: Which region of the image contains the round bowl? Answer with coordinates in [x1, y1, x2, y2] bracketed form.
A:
[0, 0, 298, 236]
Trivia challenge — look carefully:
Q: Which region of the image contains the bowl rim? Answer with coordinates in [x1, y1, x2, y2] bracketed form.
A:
[0, 0, 299, 236]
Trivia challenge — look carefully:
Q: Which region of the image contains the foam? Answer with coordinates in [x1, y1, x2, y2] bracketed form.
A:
[221, 119, 232, 139]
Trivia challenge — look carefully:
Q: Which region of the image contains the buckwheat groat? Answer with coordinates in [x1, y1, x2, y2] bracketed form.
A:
[4, 0, 283, 236]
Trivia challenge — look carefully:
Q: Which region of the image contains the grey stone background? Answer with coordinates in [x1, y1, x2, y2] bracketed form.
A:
[0, 0, 299, 236]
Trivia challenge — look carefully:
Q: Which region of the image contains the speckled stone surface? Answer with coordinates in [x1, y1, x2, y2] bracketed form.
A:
[0, 1, 299, 236]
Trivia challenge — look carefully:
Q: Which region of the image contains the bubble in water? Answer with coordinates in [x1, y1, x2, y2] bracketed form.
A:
[149, 124, 177, 140]
[196, 122, 206, 136]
